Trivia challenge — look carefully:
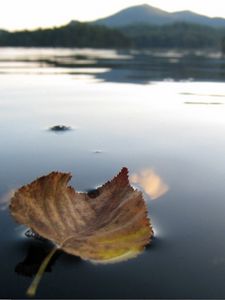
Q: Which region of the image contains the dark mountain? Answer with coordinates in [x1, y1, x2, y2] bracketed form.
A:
[172, 10, 225, 27]
[0, 29, 7, 36]
[94, 4, 173, 27]
[93, 4, 225, 28]
[0, 9, 225, 50]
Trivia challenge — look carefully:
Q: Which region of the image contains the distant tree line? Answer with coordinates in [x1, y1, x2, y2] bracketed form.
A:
[222, 37, 225, 54]
[120, 23, 225, 49]
[0, 21, 225, 50]
[0, 23, 131, 48]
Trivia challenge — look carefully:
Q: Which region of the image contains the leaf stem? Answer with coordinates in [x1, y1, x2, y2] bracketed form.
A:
[26, 246, 58, 297]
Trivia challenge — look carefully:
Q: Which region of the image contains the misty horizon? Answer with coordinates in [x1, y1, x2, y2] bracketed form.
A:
[1, 2, 225, 31]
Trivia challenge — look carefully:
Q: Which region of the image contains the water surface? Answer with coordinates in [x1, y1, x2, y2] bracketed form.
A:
[1, 48, 225, 298]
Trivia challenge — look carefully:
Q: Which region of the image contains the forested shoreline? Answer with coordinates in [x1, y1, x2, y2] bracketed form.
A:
[0, 21, 225, 50]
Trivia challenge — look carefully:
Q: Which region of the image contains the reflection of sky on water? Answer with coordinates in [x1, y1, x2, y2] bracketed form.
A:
[0, 47, 133, 60]
[0, 188, 16, 211]
[0, 47, 225, 83]
[1, 48, 225, 298]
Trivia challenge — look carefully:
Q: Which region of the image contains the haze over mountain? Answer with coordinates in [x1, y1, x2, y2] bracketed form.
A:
[93, 4, 225, 28]
[1, 3, 225, 50]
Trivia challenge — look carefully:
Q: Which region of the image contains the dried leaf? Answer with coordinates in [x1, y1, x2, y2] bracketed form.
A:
[10, 168, 153, 296]
[10, 168, 152, 262]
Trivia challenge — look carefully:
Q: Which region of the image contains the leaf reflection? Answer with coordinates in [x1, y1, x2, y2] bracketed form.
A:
[130, 169, 169, 200]
[15, 243, 60, 277]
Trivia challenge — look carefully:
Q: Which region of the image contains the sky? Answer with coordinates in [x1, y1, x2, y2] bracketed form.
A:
[1, 0, 225, 31]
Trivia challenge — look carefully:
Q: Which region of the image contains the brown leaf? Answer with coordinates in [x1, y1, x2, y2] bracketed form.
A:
[10, 168, 152, 263]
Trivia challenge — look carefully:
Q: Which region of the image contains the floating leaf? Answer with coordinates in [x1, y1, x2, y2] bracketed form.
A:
[10, 168, 152, 296]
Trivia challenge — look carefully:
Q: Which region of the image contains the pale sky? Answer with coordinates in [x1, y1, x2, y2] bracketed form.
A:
[1, 0, 225, 31]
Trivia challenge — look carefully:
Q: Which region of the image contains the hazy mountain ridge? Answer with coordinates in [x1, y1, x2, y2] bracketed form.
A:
[0, 4, 225, 50]
[0, 29, 7, 35]
[93, 4, 225, 28]
[171, 10, 225, 27]
[94, 4, 173, 27]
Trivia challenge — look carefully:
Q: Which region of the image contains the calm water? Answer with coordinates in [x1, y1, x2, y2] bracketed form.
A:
[1, 48, 225, 298]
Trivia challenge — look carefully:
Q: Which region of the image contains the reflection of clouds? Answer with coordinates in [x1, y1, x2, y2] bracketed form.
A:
[130, 169, 169, 200]
[0, 189, 16, 210]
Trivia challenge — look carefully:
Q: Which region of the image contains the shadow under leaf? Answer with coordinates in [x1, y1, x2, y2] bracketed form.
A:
[15, 242, 61, 278]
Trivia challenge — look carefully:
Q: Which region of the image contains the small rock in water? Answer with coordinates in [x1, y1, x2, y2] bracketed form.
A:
[92, 150, 103, 154]
[49, 125, 71, 132]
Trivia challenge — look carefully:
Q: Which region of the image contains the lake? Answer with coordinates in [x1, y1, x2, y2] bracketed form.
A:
[1, 47, 225, 298]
